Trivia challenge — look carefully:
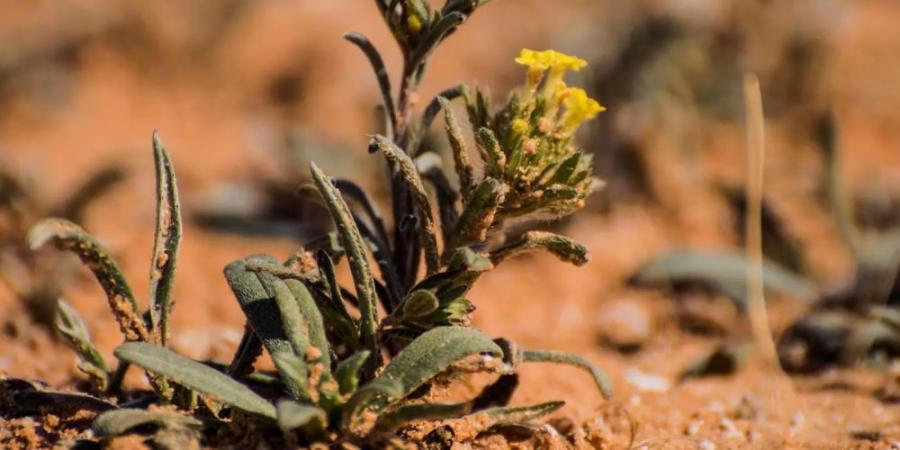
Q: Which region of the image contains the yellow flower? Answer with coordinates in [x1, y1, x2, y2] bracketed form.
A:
[515, 49, 588, 91]
[515, 49, 587, 72]
[511, 118, 530, 135]
[561, 88, 605, 132]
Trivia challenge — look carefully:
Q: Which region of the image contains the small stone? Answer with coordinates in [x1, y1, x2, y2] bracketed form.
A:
[698, 439, 716, 450]
[624, 368, 670, 392]
[596, 299, 652, 352]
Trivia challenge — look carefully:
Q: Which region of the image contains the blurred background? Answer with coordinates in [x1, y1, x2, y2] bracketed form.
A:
[1, 0, 898, 446]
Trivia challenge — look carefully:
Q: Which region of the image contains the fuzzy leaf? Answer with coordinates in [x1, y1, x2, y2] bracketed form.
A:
[414, 84, 464, 154]
[115, 342, 277, 419]
[227, 325, 263, 378]
[447, 177, 507, 253]
[629, 250, 817, 308]
[409, 12, 466, 68]
[341, 378, 403, 431]
[310, 163, 381, 375]
[419, 157, 460, 245]
[335, 351, 371, 395]
[478, 401, 564, 426]
[313, 251, 361, 351]
[396, 290, 440, 321]
[334, 179, 403, 308]
[224, 255, 309, 400]
[28, 218, 149, 342]
[439, 96, 475, 200]
[491, 231, 589, 266]
[475, 127, 505, 176]
[343, 32, 396, 135]
[521, 350, 613, 399]
[374, 402, 470, 433]
[56, 299, 108, 388]
[372, 326, 502, 407]
[276, 400, 326, 431]
[11, 390, 117, 416]
[93, 408, 202, 437]
[149, 131, 182, 346]
[369, 136, 440, 274]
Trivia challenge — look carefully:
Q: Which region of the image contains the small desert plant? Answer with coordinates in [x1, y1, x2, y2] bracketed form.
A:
[17, 1, 613, 447]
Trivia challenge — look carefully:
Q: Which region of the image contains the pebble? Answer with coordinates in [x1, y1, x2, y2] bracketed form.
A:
[624, 368, 671, 392]
[698, 439, 716, 450]
[597, 299, 652, 351]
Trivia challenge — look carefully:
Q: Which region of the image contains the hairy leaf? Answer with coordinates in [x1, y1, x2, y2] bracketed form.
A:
[491, 231, 589, 267]
[478, 401, 564, 426]
[475, 127, 506, 176]
[310, 163, 381, 376]
[56, 299, 108, 388]
[372, 327, 501, 406]
[447, 177, 507, 253]
[396, 289, 440, 321]
[344, 32, 397, 136]
[439, 96, 475, 200]
[341, 377, 403, 431]
[276, 400, 326, 431]
[115, 342, 276, 419]
[369, 136, 440, 274]
[93, 408, 202, 436]
[414, 84, 464, 154]
[374, 402, 470, 433]
[521, 350, 613, 399]
[335, 351, 371, 395]
[224, 255, 309, 400]
[149, 131, 182, 346]
[28, 218, 148, 342]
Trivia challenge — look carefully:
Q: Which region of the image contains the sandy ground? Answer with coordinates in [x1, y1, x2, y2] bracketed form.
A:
[1, 1, 899, 448]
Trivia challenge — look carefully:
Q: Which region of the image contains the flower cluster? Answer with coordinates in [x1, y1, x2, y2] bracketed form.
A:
[461, 49, 604, 223]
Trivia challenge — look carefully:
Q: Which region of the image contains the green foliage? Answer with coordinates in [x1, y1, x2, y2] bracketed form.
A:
[115, 342, 278, 419]
[27, 1, 614, 447]
[630, 250, 816, 309]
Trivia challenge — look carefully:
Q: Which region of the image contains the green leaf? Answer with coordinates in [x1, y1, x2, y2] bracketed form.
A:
[115, 342, 277, 419]
[28, 218, 149, 342]
[439, 96, 475, 201]
[372, 327, 501, 407]
[276, 400, 326, 431]
[309, 163, 381, 376]
[341, 378, 403, 431]
[475, 127, 506, 177]
[414, 84, 464, 155]
[335, 351, 371, 395]
[368, 136, 440, 275]
[447, 177, 507, 253]
[92, 408, 202, 437]
[409, 12, 466, 68]
[521, 350, 613, 399]
[55, 299, 108, 388]
[544, 153, 582, 186]
[478, 401, 564, 426]
[374, 402, 470, 433]
[343, 32, 397, 136]
[227, 325, 263, 378]
[395, 290, 440, 321]
[224, 255, 309, 401]
[149, 131, 182, 346]
[490, 231, 589, 267]
[314, 250, 361, 351]
[629, 250, 817, 308]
